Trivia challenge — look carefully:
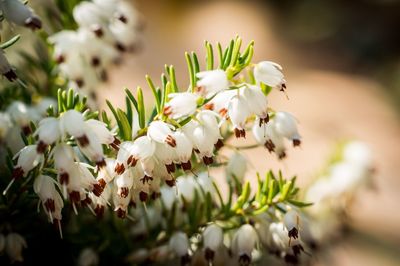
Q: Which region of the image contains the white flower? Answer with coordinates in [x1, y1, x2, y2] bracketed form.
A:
[241, 85, 269, 122]
[33, 175, 64, 223]
[148, 121, 176, 147]
[6, 101, 37, 131]
[343, 141, 372, 169]
[113, 186, 131, 218]
[160, 186, 176, 210]
[53, 144, 76, 174]
[283, 210, 300, 240]
[73, 1, 109, 29]
[203, 224, 223, 261]
[176, 175, 197, 202]
[204, 90, 235, 118]
[0, 112, 12, 140]
[60, 110, 86, 140]
[252, 119, 286, 159]
[196, 69, 229, 98]
[267, 222, 290, 251]
[115, 169, 133, 198]
[76, 162, 104, 196]
[169, 232, 189, 257]
[78, 127, 105, 167]
[96, 158, 116, 185]
[164, 92, 198, 119]
[273, 112, 301, 146]
[0, 49, 16, 81]
[78, 248, 99, 266]
[12, 145, 43, 179]
[226, 152, 247, 183]
[85, 119, 114, 145]
[254, 61, 286, 90]
[0, 0, 42, 30]
[173, 130, 193, 169]
[35, 97, 57, 116]
[231, 224, 258, 265]
[35, 117, 61, 150]
[228, 92, 251, 138]
[5, 233, 27, 262]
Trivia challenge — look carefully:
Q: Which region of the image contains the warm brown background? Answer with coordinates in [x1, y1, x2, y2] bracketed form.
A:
[98, 1, 400, 265]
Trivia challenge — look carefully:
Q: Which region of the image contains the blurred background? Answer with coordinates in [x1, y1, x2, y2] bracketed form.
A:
[97, 0, 400, 265]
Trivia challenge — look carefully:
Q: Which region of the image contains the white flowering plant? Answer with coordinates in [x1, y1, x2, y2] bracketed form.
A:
[0, 1, 374, 266]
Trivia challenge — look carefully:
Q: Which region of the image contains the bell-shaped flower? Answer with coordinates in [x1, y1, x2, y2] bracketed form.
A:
[154, 142, 175, 173]
[241, 85, 269, 123]
[164, 92, 198, 119]
[76, 162, 104, 196]
[77, 127, 105, 167]
[6, 101, 38, 133]
[12, 145, 43, 179]
[115, 169, 134, 198]
[112, 186, 131, 218]
[172, 130, 193, 170]
[252, 119, 286, 159]
[53, 144, 76, 174]
[73, 1, 109, 29]
[160, 186, 176, 211]
[85, 119, 115, 145]
[5, 233, 27, 263]
[33, 175, 64, 223]
[96, 158, 116, 186]
[273, 112, 301, 146]
[203, 224, 224, 261]
[267, 222, 291, 252]
[283, 210, 300, 240]
[176, 175, 197, 202]
[148, 121, 176, 147]
[254, 61, 286, 91]
[169, 232, 190, 259]
[231, 224, 258, 266]
[204, 90, 235, 119]
[0, 0, 42, 30]
[0, 49, 17, 81]
[89, 184, 111, 218]
[60, 110, 86, 142]
[35, 117, 61, 152]
[196, 69, 229, 98]
[228, 92, 251, 138]
[35, 97, 57, 116]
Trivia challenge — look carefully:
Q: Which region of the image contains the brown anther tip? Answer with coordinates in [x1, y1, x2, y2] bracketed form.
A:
[165, 179, 176, 187]
[4, 69, 17, 81]
[77, 135, 89, 147]
[219, 108, 228, 118]
[92, 183, 104, 197]
[118, 14, 128, 24]
[203, 156, 213, 165]
[22, 125, 32, 135]
[165, 135, 176, 147]
[96, 158, 107, 168]
[25, 16, 42, 30]
[116, 208, 126, 219]
[119, 187, 129, 198]
[278, 151, 287, 160]
[92, 25, 103, 37]
[91, 56, 101, 67]
[214, 139, 224, 150]
[234, 128, 246, 139]
[140, 175, 153, 184]
[44, 199, 55, 212]
[98, 178, 106, 189]
[151, 191, 161, 200]
[69, 191, 81, 203]
[166, 163, 175, 174]
[114, 163, 125, 175]
[94, 205, 105, 218]
[293, 139, 301, 147]
[75, 78, 85, 88]
[81, 195, 92, 206]
[204, 248, 215, 262]
[115, 42, 126, 52]
[55, 54, 65, 64]
[12, 167, 24, 179]
[127, 155, 138, 167]
[59, 172, 69, 185]
[204, 103, 214, 111]
[100, 69, 108, 82]
[139, 191, 148, 202]
[181, 161, 192, 171]
[238, 254, 251, 266]
[288, 227, 299, 239]
[264, 140, 275, 153]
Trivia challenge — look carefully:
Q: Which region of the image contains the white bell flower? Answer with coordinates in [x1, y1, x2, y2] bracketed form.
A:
[252, 119, 286, 159]
[0, 0, 42, 30]
[228, 92, 251, 138]
[148, 121, 176, 147]
[115, 170, 133, 198]
[283, 210, 300, 240]
[73, 1, 109, 29]
[6, 101, 34, 132]
[90, 184, 111, 218]
[160, 186, 176, 210]
[5, 233, 27, 263]
[35, 117, 61, 151]
[176, 175, 197, 202]
[172, 130, 193, 169]
[169, 232, 189, 258]
[85, 119, 114, 145]
[33, 175, 63, 223]
[241, 85, 269, 122]
[154, 142, 175, 173]
[273, 112, 301, 146]
[203, 224, 223, 261]
[164, 92, 198, 119]
[196, 69, 229, 98]
[231, 224, 258, 265]
[204, 90, 235, 118]
[96, 158, 116, 186]
[12, 145, 43, 179]
[267, 222, 290, 252]
[60, 109, 86, 141]
[35, 97, 57, 116]
[254, 61, 286, 91]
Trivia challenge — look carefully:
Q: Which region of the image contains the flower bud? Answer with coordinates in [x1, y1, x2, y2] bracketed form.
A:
[231, 224, 258, 266]
[283, 210, 300, 240]
[203, 224, 223, 261]
[169, 231, 189, 257]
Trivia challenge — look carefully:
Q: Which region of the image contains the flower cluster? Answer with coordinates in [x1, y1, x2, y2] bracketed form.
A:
[49, 0, 143, 95]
